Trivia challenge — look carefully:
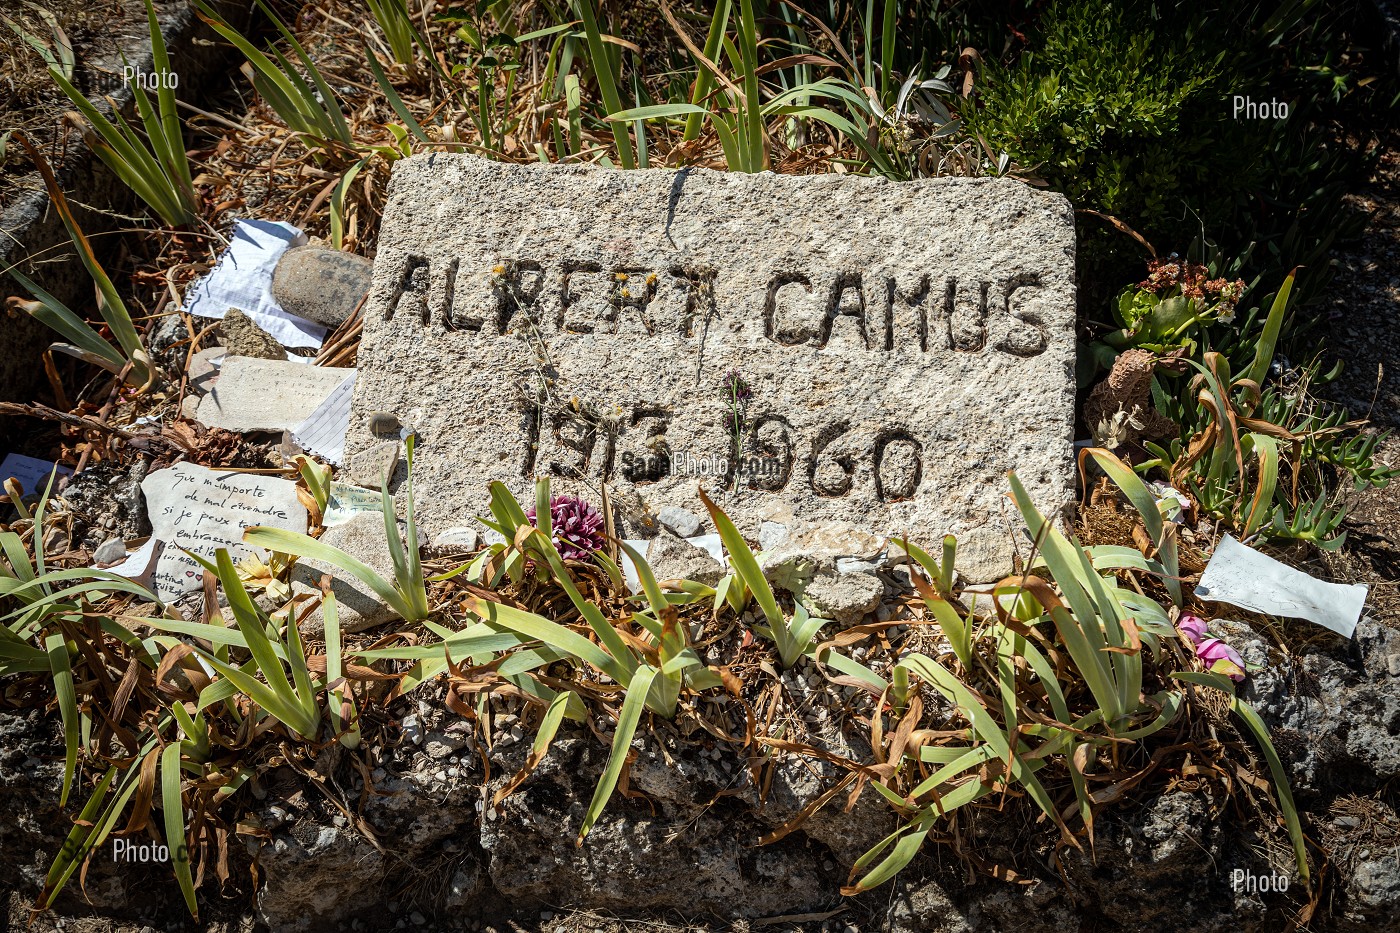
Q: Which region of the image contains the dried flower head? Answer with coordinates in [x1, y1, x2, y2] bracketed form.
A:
[528, 494, 605, 561]
[1138, 257, 1247, 316]
[723, 369, 753, 403]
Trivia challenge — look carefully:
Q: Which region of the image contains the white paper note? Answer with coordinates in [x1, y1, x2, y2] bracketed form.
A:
[197, 358, 354, 434]
[140, 463, 307, 603]
[182, 220, 325, 349]
[1196, 535, 1368, 639]
[292, 372, 357, 464]
[322, 482, 389, 527]
[0, 453, 72, 496]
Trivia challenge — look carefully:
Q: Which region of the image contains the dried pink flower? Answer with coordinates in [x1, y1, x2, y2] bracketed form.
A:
[528, 494, 604, 561]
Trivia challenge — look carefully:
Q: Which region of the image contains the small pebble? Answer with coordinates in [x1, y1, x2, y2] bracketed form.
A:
[368, 411, 401, 435]
[92, 537, 127, 565]
[411, 912, 426, 925]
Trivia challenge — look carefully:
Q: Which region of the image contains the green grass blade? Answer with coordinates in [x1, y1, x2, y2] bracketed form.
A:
[160, 743, 198, 918]
[1242, 271, 1296, 388]
[6, 269, 127, 370]
[366, 49, 431, 142]
[684, 0, 731, 141]
[244, 526, 411, 619]
[469, 598, 625, 683]
[572, 0, 634, 168]
[578, 664, 655, 841]
[45, 631, 78, 806]
[698, 488, 783, 631]
[1082, 447, 1182, 605]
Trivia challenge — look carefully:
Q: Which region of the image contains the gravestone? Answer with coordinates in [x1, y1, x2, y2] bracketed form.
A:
[347, 155, 1077, 580]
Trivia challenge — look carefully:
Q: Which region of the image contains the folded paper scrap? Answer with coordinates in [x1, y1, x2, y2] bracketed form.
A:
[1195, 535, 1368, 639]
[0, 453, 72, 495]
[182, 219, 325, 350]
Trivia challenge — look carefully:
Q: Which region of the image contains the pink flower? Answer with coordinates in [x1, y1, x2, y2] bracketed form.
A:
[527, 494, 604, 561]
[1196, 637, 1246, 683]
[1177, 614, 1245, 682]
[1177, 614, 1208, 645]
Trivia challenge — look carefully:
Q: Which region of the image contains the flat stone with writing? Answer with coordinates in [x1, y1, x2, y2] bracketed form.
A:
[348, 156, 1077, 580]
[197, 356, 354, 433]
[141, 463, 307, 603]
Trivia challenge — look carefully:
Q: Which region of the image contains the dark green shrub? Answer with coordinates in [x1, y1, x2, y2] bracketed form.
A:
[962, 0, 1376, 314]
[964, 2, 1274, 289]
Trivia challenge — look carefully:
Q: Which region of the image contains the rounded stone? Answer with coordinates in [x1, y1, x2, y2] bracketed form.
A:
[272, 245, 374, 328]
[92, 537, 127, 565]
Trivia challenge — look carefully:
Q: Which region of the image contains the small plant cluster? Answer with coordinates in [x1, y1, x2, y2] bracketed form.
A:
[1092, 259, 1396, 551]
[1, 444, 1310, 917]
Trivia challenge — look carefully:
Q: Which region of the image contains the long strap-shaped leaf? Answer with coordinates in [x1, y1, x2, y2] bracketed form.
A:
[45, 631, 79, 806]
[1080, 447, 1184, 606]
[14, 134, 148, 383]
[578, 665, 656, 841]
[160, 743, 198, 919]
[1174, 670, 1307, 882]
[467, 597, 628, 685]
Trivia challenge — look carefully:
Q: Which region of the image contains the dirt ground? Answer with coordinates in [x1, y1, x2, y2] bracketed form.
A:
[1320, 128, 1400, 628]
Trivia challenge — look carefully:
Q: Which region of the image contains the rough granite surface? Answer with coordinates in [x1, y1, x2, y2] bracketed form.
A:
[349, 156, 1077, 580]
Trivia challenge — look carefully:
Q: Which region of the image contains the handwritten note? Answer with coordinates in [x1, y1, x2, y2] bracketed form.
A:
[1197, 535, 1368, 639]
[292, 372, 357, 464]
[0, 453, 72, 496]
[140, 463, 307, 603]
[323, 482, 390, 527]
[196, 357, 354, 433]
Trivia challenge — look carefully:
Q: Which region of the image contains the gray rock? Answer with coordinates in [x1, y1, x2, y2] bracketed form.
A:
[803, 566, 883, 626]
[346, 155, 1077, 583]
[425, 735, 467, 759]
[61, 458, 151, 552]
[1237, 615, 1400, 796]
[219, 308, 286, 360]
[290, 512, 404, 634]
[186, 345, 226, 394]
[646, 530, 725, 586]
[367, 410, 401, 436]
[758, 519, 789, 552]
[431, 527, 478, 550]
[347, 440, 401, 489]
[482, 735, 831, 919]
[836, 557, 878, 575]
[272, 245, 374, 328]
[92, 537, 127, 566]
[656, 504, 702, 538]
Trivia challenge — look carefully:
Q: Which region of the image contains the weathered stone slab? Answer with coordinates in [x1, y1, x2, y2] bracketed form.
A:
[197, 356, 353, 433]
[348, 156, 1077, 580]
[140, 463, 307, 603]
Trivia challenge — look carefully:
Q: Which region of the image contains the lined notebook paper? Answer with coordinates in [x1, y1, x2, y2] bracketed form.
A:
[292, 372, 357, 465]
